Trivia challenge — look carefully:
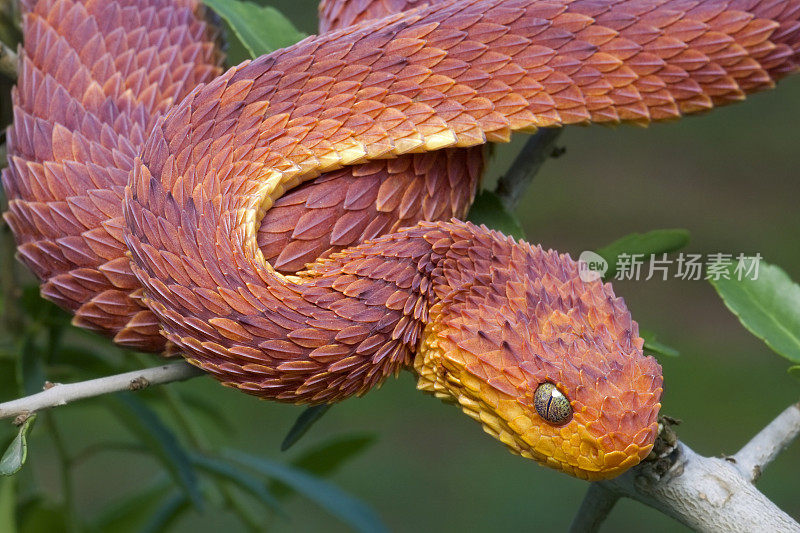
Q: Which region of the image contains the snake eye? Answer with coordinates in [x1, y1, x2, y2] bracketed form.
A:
[534, 382, 572, 425]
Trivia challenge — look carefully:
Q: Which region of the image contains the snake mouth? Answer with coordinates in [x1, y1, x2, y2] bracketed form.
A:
[415, 339, 662, 480]
[416, 366, 661, 479]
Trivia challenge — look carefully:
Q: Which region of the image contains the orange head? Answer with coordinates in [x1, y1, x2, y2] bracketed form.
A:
[414, 228, 663, 480]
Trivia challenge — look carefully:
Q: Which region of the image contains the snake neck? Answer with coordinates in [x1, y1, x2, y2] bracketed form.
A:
[283, 219, 479, 401]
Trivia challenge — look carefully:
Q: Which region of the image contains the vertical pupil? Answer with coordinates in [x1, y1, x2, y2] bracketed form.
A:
[534, 382, 571, 424]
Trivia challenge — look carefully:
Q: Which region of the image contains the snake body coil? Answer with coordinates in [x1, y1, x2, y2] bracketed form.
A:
[4, 0, 799, 479]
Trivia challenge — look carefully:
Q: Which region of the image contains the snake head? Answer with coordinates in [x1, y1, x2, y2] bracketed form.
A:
[414, 228, 663, 480]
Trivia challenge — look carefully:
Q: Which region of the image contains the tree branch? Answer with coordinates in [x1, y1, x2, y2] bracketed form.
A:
[0, 362, 205, 420]
[572, 405, 800, 532]
[733, 401, 800, 482]
[495, 127, 562, 210]
[569, 483, 620, 532]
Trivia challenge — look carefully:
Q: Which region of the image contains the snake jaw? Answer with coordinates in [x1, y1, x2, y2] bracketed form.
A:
[414, 231, 663, 480]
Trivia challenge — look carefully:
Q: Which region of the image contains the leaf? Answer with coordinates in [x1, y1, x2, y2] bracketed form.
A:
[202, 0, 306, 59]
[0, 415, 36, 476]
[596, 229, 690, 279]
[274, 434, 375, 499]
[467, 190, 526, 240]
[218, 23, 252, 66]
[108, 394, 203, 509]
[0, 477, 16, 533]
[639, 329, 679, 357]
[191, 454, 284, 514]
[224, 450, 388, 533]
[281, 404, 332, 451]
[710, 260, 800, 363]
[292, 434, 375, 480]
[788, 365, 800, 382]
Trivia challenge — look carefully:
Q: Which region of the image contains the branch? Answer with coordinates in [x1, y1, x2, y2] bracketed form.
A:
[733, 401, 800, 482]
[569, 483, 620, 532]
[0, 40, 16, 79]
[495, 127, 562, 210]
[571, 405, 800, 532]
[0, 361, 205, 420]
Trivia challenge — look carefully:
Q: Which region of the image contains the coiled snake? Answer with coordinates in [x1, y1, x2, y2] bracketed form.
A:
[3, 0, 799, 480]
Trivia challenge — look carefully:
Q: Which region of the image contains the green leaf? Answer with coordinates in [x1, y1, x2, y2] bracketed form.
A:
[640, 329, 679, 357]
[467, 190, 526, 240]
[108, 394, 203, 509]
[596, 229, 690, 279]
[710, 260, 800, 363]
[281, 404, 332, 451]
[192, 454, 284, 514]
[219, 23, 252, 66]
[292, 434, 375, 479]
[203, 0, 306, 59]
[224, 450, 387, 533]
[274, 434, 375, 499]
[0, 415, 36, 476]
[0, 477, 16, 533]
[788, 365, 800, 382]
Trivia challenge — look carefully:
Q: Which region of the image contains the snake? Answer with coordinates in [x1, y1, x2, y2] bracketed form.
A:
[2, 0, 799, 481]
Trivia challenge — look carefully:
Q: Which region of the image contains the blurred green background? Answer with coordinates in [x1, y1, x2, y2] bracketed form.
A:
[4, 1, 800, 532]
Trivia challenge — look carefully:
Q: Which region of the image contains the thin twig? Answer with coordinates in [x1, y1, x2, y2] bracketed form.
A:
[495, 127, 562, 210]
[0, 40, 16, 79]
[572, 403, 800, 532]
[0, 362, 205, 419]
[568, 483, 620, 533]
[733, 401, 800, 482]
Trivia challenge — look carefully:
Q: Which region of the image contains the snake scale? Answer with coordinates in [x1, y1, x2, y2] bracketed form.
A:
[3, 0, 799, 480]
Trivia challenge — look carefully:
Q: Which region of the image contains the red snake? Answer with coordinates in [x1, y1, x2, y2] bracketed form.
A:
[3, 0, 799, 480]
